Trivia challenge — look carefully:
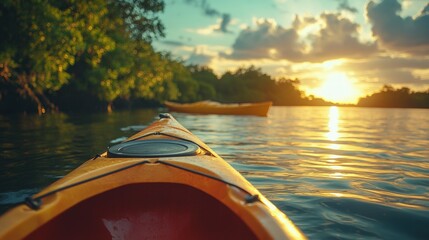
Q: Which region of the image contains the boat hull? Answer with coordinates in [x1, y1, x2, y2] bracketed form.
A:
[0, 114, 305, 240]
[165, 101, 272, 116]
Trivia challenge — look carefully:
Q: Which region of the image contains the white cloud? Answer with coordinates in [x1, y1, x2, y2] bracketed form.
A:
[222, 13, 377, 62]
[186, 24, 218, 35]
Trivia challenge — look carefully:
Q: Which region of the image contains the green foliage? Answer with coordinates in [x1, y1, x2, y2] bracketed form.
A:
[0, 0, 85, 90]
[110, 0, 165, 42]
[0, 0, 167, 113]
[187, 65, 217, 100]
[67, 0, 168, 110]
[168, 59, 199, 102]
[200, 66, 308, 105]
[358, 85, 429, 108]
[217, 66, 271, 102]
[131, 47, 175, 101]
[272, 78, 304, 105]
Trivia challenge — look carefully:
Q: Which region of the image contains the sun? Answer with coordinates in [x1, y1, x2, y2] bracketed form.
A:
[313, 72, 360, 104]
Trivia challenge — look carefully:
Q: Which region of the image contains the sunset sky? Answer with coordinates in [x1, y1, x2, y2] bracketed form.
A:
[153, 0, 429, 103]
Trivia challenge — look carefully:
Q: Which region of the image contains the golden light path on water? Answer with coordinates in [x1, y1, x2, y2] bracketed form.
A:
[326, 106, 343, 179]
[181, 106, 429, 214]
[276, 106, 429, 211]
[327, 106, 340, 141]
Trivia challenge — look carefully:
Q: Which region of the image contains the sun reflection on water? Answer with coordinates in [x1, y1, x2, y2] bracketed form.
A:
[327, 106, 339, 141]
[328, 143, 340, 150]
[176, 107, 429, 223]
[326, 106, 344, 179]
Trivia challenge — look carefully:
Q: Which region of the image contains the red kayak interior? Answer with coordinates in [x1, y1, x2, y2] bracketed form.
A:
[26, 183, 257, 240]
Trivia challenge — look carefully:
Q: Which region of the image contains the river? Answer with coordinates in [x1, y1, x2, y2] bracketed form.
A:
[1, 106, 428, 239]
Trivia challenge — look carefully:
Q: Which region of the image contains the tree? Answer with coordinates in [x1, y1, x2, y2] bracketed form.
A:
[272, 78, 304, 105]
[111, 0, 165, 42]
[130, 48, 176, 102]
[217, 66, 275, 103]
[68, 0, 167, 111]
[0, 0, 166, 113]
[0, 0, 88, 113]
[188, 65, 217, 100]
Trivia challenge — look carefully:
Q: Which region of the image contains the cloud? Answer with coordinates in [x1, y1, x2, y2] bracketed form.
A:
[160, 40, 187, 47]
[366, 0, 429, 55]
[186, 24, 218, 35]
[186, 15, 233, 35]
[292, 15, 317, 30]
[307, 13, 377, 61]
[358, 69, 429, 86]
[222, 14, 377, 62]
[183, 0, 220, 16]
[422, 3, 429, 14]
[339, 57, 429, 86]
[221, 18, 303, 61]
[186, 52, 213, 66]
[186, 48, 214, 66]
[337, 0, 358, 13]
[216, 14, 232, 33]
[342, 57, 429, 71]
[183, 0, 231, 33]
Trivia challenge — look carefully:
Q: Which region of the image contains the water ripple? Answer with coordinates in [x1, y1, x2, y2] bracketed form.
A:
[176, 106, 429, 239]
[1, 107, 428, 239]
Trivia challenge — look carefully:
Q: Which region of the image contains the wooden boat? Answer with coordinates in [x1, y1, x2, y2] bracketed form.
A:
[164, 100, 272, 116]
[0, 113, 305, 240]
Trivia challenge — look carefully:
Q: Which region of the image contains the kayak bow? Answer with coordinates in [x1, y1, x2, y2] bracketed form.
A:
[0, 113, 305, 240]
[164, 101, 272, 116]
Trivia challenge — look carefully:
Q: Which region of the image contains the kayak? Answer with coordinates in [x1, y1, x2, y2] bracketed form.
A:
[164, 100, 272, 116]
[0, 113, 305, 240]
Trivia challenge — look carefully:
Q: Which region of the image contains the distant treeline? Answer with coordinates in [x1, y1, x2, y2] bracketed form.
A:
[358, 85, 429, 108]
[0, 1, 428, 114]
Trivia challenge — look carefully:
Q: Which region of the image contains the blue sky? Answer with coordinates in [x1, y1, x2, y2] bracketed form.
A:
[153, 0, 429, 103]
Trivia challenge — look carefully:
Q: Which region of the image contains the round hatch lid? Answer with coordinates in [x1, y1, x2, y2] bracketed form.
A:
[107, 139, 200, 158]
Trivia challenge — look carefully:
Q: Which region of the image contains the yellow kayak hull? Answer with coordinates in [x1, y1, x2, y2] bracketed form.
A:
[165, 101, 272, 116]
[0, 114, 305, 240]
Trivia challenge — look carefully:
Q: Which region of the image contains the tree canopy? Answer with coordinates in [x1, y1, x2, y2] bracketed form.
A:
[0, 0, 167, 113]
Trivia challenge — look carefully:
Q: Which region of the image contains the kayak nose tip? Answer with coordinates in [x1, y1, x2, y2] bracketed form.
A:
[159, 113, 172, 119]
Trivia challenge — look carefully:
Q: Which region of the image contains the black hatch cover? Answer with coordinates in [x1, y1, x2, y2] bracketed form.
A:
[107, 139, 199, 158]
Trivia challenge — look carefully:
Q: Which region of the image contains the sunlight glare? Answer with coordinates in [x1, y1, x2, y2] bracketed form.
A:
[322, 60, 342, 70]
[331, 192, 344, 197]
[328, 143, 340, 149]
[327, 106, 340, 141]
[315, 72, 359, 103]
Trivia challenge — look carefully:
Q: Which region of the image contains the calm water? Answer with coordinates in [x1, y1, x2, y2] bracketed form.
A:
[1, 106, 428, 239]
